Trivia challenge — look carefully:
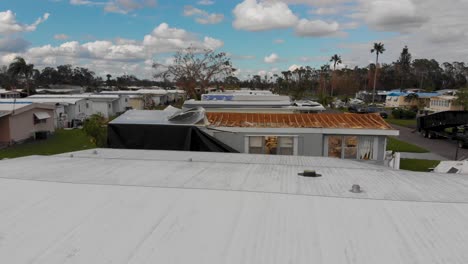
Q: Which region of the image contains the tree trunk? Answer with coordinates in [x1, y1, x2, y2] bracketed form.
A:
[372, 54, 378, 104]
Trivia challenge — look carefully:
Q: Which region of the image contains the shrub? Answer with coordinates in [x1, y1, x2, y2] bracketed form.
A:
[392, 108, 416, 119]
[83, 114, 108, 147]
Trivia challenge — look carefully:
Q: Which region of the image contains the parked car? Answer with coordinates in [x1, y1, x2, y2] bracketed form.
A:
[367, 107, 388, 119]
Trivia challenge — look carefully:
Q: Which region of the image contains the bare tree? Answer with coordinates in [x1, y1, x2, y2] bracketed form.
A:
[153, 47, 235, 99]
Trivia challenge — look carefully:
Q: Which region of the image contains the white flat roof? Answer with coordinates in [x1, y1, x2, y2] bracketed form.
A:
[0, 149, 467, 263]
[22, 97, 85, 105]
[110, 109, 175, 125]
[29, 94, 121, 101]
[101, 89, 168, 95]
[0, 100, 32, 111]
[0, 88, 20, 94]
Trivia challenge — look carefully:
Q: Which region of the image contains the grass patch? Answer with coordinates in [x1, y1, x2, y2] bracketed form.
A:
[0, 129, 95, 159]
[400, 159, 440, 172]
[386, 118, 417, 128]
[387, 137, 429, 153]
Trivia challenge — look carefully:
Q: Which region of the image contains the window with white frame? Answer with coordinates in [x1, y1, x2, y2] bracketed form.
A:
[247, 136, 296, 155]
[325, 135, 377, 160]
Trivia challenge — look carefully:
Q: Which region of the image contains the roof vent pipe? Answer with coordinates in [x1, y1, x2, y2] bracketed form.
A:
[298, 170, 321, 177]
[350, 184, 363, 193]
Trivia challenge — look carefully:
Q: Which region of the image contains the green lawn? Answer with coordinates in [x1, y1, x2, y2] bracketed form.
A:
[0, 129, 95, 159]
[386, 137, 429, 153]
[400, 159, 440, 172]
[386, 118, 417, 128]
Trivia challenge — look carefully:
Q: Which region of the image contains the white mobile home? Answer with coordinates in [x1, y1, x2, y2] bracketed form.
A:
[205, 112, 398, 161]
[101, 89, 169, 109]
[0, 88, 21, 99]
[22, 97, 90, 128]
[109, 109, 398, 162]
[29, 94, 129, 118]
[0, 101, 55, 145]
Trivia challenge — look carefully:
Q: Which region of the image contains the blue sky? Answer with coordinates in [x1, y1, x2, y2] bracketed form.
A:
[0, 0, 466, 79]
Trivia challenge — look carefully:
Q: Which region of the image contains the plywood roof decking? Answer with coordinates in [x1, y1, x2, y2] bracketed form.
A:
[207, 112, 394, 129]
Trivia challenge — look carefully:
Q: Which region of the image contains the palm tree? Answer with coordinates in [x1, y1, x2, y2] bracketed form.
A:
[320, 64, 331, 97]
[370, 42, 385, 103]
[329, 54, 342, 97]
[8, 57, 35, 95]
[106, 74, 112, 89]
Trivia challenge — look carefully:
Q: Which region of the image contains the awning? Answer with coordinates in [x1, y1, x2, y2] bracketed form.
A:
[34, 112, 51, 120]
[0, 111, 10, 118]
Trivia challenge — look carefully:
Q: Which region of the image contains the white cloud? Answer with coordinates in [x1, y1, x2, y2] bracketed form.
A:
[356, 0, 428, 32]
[295, 19, 341, 37]
[54, 34, 69, 40]
[288, 64, 302, 71]
[312, 7, 339, 15]
[232, 0, 299, 31]
[69, 0, 102, 5]
[0, 22, 224, 79]
[0, 38, 30, 52]
[183, 6, 224, 24]
[264, 53, 279, 64]
[282, 0, 351, 5]
[341, 21, 359, 30]
[0, 23, 223, 67]
[0, 10, 50, 34]
[338, 0, 468, 67]
[142, 23, 223, 52]
[197, 0, 214, 5]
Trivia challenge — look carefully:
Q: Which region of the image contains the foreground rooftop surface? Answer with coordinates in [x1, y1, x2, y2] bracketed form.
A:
[0, 149, 468, 263]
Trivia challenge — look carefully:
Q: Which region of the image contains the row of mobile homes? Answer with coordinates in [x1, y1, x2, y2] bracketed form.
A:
[101, 89, 168, 109]
[28, 94, 129, 118]
[385, 92, 440, 109]
[185, 90, 325, 113]
[35, 85, 84, 94]
[0, 101, 55, 145]
[0, 88, 21, 99]
[426, 95, 464, 112]
[13, 98, 90, 128]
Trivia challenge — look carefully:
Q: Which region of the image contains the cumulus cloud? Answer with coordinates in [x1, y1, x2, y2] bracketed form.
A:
[183, 6, 224, 24]
[355, 0, 428, 32]
[54, 34, 69, 40]
[337, 0, 468, 67]
[0, 38, 31, 52]
[288, 64, 302, 71]
[295, 19, 341, 37]
[233, 0, 299, 31]
[264, 53, 279, 63]
[143, 23, 223, 52]
[282, 0, 352, 5]
[20, 23, 224, 62]
[0, 22, 224, 78]
[0, 10, 50, 34]
[312, 7, 340, 15]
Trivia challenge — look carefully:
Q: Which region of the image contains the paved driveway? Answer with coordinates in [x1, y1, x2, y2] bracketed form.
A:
[392, 124, 468, 160]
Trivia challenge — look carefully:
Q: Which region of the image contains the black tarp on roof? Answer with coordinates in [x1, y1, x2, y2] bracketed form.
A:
[108, 108, 238, 153]
[108, 122, 238, 153]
